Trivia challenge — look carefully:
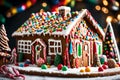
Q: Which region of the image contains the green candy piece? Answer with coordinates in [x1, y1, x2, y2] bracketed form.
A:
[41, 64, 47, 69]
[62, 66, 68, 71]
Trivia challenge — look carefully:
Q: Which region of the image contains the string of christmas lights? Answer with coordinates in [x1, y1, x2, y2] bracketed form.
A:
[6, 0, 37, 18]
[94, 0, 120, 23]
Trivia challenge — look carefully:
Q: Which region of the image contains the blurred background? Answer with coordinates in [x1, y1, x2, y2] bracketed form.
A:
[0, 0, 120, 49]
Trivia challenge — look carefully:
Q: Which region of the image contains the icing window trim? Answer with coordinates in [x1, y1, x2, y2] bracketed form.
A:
[18, 40, 31, 54]
[48, 39, 62, 55]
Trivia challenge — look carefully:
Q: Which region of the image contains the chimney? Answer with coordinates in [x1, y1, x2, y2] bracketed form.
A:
[58, 6, 71, 17]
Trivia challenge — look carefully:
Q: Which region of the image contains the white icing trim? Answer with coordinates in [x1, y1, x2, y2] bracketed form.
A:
[31, 38, 46, 47]
[48, 39, 62, 55]
[18, 40, 31, 54]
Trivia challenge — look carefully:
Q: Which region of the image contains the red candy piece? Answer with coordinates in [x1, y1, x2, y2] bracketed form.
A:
[104, 62, 108, 65]
[102, 65, 108, 69]
[15, 63, 19, 66]
[24, 64, 29, 67]
[57, 64, 63, 70]
[98, 66, 104, 72]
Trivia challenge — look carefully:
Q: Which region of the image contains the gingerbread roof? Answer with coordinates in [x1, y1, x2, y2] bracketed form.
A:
[12, 8, 105, 40]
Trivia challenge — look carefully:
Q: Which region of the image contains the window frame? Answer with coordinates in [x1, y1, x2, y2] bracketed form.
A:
[18, 40, 31, 54]
[48, 39, 62, 55]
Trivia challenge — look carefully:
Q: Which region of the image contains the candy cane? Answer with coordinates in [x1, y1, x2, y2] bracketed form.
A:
[32, 45, 35, 64]
[14, 48, 17, 65]
[0, 65, 25, 80]
[12, 67, 25, 80]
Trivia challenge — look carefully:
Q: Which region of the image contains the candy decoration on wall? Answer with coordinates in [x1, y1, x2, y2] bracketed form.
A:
[93, 42, 101, 66]
[64, 37, 70, 68]
[69, 41, 73, 54]
[32, 45, 35, 64]
[66, 37, 70, 68]
[99, 55, 107, 64]
[75, 58, 79, 68]
[103, 22, 120, 62]
[54, 54, 63, 66]
[18, 52, 24, 62]
[6, 0, 37, 18]
[10, 48, 17, 65]
[36, 57, 45, 67]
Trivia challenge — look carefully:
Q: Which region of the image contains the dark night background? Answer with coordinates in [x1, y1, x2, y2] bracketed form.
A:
[0, 0, 120, 50]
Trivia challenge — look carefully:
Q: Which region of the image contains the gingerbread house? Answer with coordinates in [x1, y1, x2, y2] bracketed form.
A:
[12, 6, 105, 68]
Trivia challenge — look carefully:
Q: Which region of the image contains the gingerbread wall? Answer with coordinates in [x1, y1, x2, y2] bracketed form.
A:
[14, 34, 66, 64]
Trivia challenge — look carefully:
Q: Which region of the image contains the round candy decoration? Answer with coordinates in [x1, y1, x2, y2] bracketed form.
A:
[62, 66, 68, 71]
[80, 68, 85, 72]
[107, 59, 116, 68]
[104, 61, 108, 65]
[85, 66, 91, 72]
[98, 66, 104, 72]
[41, 64, 47, 69]
[57, 64, 63, 70]
[19, 64, 24, 67]
[102, 64, 108, 69]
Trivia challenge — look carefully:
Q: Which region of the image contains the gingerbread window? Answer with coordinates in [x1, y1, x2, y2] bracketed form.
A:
[18, 40, 31, 54]
[48, 39, 62, 55]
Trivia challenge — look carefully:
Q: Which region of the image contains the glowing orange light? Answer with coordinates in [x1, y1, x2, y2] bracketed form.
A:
[42, 2, 47, 7]
[115, 1, 119, 7]
[103, 0, 108, 6]
[102, 7, 109, 14]
[117, 14, 120, 21]
[95, 5, 101, 11]
[106, 16, 113, 22]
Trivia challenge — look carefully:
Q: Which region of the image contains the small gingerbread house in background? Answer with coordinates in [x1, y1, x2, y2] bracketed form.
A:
[12, 6, 105, 68]
[0, 24, 11, 66]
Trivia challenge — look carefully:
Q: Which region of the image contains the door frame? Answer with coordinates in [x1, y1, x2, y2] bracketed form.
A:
[31, 38, 47, 63]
